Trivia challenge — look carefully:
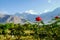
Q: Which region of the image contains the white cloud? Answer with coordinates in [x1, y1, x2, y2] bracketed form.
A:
[48, 0, 51, 3]
[0, 11, 8, 17]
[24, 10, 50, 15]
[0, 11, 8, 14]
[25, 10, 39, 15]
[40, 9, 49, 14]
[43, 10, 49, 13]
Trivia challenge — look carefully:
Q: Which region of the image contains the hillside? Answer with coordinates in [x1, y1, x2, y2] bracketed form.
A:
[0, 14, 26, 24]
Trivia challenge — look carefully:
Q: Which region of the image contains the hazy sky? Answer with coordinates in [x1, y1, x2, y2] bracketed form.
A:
[0, 0, 60, 15]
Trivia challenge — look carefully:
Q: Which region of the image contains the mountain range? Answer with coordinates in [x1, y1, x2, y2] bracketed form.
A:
[0, 7, 60, 24]
[15, 7, 60, 23]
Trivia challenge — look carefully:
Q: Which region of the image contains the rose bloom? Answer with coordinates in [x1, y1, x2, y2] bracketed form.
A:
[36, 16, 42, 21]
[55, 16, 59, 19]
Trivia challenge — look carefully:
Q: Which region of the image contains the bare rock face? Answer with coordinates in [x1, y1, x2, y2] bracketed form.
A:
[6, 16, 21, 24]
[0, 14, 26, 24]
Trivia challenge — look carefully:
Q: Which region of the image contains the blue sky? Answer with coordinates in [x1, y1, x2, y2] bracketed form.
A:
[0, 0, 60, 15]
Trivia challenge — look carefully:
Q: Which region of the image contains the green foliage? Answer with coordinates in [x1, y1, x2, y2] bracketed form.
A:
[0, 17, 60, 40]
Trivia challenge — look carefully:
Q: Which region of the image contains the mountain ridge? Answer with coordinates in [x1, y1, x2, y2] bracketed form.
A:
[15, 7, 60, 23]
[0, 7, 60, 24]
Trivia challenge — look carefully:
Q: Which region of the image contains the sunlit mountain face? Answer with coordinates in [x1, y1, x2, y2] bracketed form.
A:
[0, 14, 27, 24]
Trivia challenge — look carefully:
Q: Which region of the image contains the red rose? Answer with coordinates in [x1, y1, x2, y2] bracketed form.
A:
[55, 16, 59, 19]
[36, 16, 42, 21]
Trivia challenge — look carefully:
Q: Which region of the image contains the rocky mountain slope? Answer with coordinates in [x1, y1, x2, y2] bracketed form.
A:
[0, 14, 26, 24]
